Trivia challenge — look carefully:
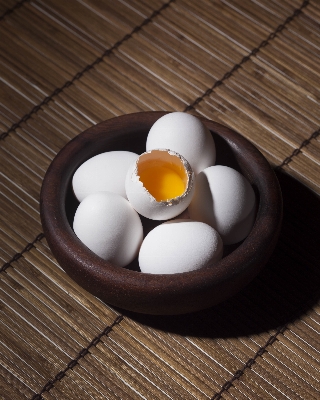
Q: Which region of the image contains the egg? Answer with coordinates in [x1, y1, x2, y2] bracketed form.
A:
[73, 192, 143, 267]
[146, 112, 216, 175]
[188, 165, 256, 245]
[125, 149, 194, 220]
[72, 151, 139, 202]
[139, 219, 223, 274]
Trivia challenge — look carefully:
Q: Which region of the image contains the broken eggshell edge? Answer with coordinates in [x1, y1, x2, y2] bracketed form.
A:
[125, 148, 195, 220]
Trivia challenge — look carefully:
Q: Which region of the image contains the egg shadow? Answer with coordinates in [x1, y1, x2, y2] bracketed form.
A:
[118, 169, 320, 338]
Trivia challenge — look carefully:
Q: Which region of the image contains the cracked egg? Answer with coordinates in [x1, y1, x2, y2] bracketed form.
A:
[125, 149, 194, 220]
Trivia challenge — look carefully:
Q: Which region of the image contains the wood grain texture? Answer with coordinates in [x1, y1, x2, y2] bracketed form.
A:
[0, 0, 319, 398]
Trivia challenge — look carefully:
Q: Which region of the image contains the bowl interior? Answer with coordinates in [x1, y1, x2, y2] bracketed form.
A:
[40, 112, 282, 315]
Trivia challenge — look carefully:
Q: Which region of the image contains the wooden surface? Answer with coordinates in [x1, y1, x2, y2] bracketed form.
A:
[1, 0, 319, 399]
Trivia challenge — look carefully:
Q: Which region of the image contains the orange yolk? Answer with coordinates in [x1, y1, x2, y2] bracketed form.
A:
[139, 162, 186, 201]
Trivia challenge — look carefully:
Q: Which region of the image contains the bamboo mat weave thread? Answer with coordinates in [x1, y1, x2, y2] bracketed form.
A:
[1, 0, 320, 399]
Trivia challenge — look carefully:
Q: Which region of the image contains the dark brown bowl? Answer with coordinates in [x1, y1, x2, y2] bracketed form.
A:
[40, 112, 282, 315]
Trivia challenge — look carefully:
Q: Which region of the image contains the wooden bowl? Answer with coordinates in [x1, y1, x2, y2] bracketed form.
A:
[40, 112, 282, 315]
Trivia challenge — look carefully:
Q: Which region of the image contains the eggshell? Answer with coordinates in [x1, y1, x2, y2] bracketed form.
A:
[188, 165, 256, 245]
[72, 151, 139, 202]
[146, 112, 216, 175]
[73, 192, 143, 267]
[125, 149, 194, 220]
[139, 219, 223, 274]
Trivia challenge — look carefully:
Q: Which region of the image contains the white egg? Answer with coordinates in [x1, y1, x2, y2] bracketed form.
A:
[146, 112, 216, 175]
[73, 192, 143, 267]
[139, 219, 223, 274]
[72, 151, 139, 202]
[125, 149, 194, 220]
[188, 165, 256, 245]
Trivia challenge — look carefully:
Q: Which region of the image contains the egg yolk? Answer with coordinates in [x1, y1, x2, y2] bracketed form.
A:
[139, 161, 186, 201]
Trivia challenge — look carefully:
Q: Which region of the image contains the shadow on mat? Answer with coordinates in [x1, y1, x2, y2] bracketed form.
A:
[118, 169, 320, 338]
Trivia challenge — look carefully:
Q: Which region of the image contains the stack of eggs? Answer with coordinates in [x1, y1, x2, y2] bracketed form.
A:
[72, 112, 256, 274]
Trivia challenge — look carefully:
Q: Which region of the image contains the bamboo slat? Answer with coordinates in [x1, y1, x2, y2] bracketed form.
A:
[283, 153, 320, 193]
[0, 0, 22, 16]
[1, 0, 320, 399]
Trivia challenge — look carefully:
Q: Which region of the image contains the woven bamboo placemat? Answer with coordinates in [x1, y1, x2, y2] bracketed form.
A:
[1, 0, 319, 398]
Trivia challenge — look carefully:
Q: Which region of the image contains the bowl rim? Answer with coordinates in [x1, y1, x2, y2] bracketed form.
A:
[40, 111, 282, 314]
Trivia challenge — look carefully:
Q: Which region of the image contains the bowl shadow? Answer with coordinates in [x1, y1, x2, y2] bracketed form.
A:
[117, 169, 320, 337]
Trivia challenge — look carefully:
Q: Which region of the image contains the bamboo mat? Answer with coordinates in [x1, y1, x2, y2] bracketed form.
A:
[1, 0, 320, 398]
